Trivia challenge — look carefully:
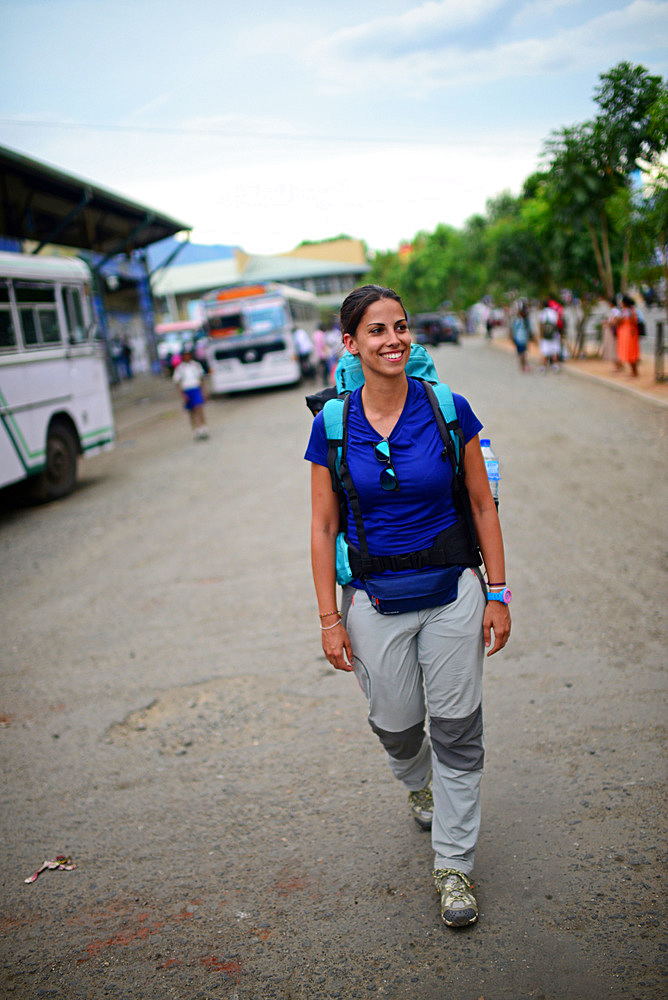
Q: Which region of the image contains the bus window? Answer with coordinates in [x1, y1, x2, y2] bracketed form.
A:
[0, 282, 16, 349]
[39, 307, 61, 343]
[20, 308, 38, 345]
[15, 283, 61, 347]
[64, 286, 86, 343]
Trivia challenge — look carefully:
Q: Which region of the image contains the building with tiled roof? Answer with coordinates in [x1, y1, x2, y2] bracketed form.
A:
[151, 239, 370, 321]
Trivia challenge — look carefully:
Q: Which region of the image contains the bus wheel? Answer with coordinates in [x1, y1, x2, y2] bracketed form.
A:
[33, 424, 79, 501]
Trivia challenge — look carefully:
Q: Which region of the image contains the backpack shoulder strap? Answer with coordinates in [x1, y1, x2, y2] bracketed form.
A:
[322, 392, 375, 574]
[322, 395, 345, 441]
[419, 379, 462, 472]
[419, 379, 479, 556]
[322, 395, 346, 494]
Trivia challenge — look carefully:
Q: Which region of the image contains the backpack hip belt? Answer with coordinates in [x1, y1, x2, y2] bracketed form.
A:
[346, 516, 479, 579]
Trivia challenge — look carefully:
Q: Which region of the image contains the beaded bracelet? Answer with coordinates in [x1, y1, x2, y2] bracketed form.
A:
[320, 617, 342, 630]
[319, 609, 340, 618]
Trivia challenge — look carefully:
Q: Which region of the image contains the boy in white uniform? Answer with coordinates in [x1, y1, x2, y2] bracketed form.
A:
[172, 347, 209, 439]
[539, 301, 560, 372]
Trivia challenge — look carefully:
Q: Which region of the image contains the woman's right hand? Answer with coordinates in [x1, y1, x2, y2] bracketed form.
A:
[321, 621, 354, 672]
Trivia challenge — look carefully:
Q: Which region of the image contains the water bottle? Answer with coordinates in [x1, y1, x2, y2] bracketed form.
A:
[480, 438, 500, 507]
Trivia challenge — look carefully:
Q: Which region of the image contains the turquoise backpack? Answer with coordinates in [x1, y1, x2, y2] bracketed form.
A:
[306, 343, 481, 585]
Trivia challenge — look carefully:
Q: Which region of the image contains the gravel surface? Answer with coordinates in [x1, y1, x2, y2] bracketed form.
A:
[1, 338, 666, 999]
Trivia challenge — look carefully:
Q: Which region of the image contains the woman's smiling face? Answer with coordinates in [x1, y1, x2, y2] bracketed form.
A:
[343, 298, 411, 378]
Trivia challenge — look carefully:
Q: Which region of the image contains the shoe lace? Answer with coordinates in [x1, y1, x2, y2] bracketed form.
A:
[433, 868, 473, 898]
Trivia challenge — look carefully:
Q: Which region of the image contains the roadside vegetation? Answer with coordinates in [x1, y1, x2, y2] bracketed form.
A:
[367, 61, 668, 345]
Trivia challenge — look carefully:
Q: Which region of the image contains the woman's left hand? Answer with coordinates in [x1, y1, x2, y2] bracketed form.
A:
[483, 602, 511, 656]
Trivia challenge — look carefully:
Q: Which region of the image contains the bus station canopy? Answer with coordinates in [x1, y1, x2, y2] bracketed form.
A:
[0, 145, 190, 256]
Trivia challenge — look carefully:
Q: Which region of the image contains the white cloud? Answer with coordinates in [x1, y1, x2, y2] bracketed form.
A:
[308, 0, 668, 96]
[306, 0, 504, 92]
[125, 134, 542, 254]
[179, 112, 305, 139]
[128, 95, 172, 120]
[311, 0, 504, 55]
[511, 0, 585, 25]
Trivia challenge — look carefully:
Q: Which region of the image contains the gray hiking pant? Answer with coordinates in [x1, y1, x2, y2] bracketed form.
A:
[342, 567, 486, 875]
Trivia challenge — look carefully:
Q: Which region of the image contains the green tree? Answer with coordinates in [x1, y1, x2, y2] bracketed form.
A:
[594, 61, 667, 172]
[366, 248, 406, 294]
[483, 185, 551, 299]
[369, 61, 667, 334]
[543, 62, 667, 299]
[628, 167, 668, 333]
[543, 120, 623, 297]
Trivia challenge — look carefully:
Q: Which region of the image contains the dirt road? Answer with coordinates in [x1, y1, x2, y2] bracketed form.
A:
[1, 339, 666, 999]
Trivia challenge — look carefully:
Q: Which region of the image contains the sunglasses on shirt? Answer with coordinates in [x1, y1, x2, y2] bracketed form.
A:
[374, 438, 400, 491]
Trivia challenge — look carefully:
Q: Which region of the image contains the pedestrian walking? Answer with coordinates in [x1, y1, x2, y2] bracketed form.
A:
[548, 296, 566, 361]
[121, 337, 133, 379]
[305, 285, 511, 929]
[325, 326, 344, 385]
[172, 346, 209, 440]
[193, 335, 210, 375]
[601, 297, 622, 371]
[110, 336, 125, 382]
[294, 326, 315, 379]
[617, 294, 641, 377]
[511, 301, 531, 372]
[539, 300, 560, 371]
[312, 326, 330, 385]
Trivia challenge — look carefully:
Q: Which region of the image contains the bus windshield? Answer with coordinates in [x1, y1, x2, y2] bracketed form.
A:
[207, 301, 288, 339]
[208, 313, 242, 338]
[244, 302, 287, 336]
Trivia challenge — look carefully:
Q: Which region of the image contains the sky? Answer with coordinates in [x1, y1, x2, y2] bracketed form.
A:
[1, 0, 667, 256]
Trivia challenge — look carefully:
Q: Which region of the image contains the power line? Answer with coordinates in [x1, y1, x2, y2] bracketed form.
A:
[0, 117, 540, 150]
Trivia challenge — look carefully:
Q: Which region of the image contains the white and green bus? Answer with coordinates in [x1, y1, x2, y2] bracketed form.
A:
[203, 282, 319, 393]
[0, 251, 115, 501]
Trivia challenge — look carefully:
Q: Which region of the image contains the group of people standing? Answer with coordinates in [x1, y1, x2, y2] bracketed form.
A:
[510, 297, 565, 373]
[511, 295, 644, 377]
[601, 295, 643, 377]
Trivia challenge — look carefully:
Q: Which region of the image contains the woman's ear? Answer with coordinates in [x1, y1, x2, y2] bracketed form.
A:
[342, 332, 357, 355]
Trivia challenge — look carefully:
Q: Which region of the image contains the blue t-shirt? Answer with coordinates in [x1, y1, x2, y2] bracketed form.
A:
[304, 378, 483, 562]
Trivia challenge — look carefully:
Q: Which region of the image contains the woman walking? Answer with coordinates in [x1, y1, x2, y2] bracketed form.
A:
[305, 285, 511, 928]
[512, 300, 531, 372]
[617, 294, 641, 377]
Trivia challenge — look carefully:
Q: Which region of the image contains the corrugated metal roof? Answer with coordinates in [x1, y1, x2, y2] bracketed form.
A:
[241, 255, 369, 282]
[0, 145, 189, 254]
[151, 257, 240, 296]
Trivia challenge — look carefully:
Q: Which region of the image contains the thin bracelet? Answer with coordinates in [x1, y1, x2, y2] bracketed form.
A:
[319, 610, 340, 618]
[320, 617, 342, 630]
[487, 582, 506, 588]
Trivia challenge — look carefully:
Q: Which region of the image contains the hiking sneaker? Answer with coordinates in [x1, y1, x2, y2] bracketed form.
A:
[408, 780, 433, 830]
[433, 868, 478, 927]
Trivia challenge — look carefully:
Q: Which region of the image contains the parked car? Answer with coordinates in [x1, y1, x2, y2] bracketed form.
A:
[412, 312, 461, 346]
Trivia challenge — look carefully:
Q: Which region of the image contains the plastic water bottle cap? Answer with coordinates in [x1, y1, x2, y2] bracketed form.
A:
[480, 438, 490, 447]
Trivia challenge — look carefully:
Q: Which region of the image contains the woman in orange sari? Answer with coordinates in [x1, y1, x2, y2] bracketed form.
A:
[617, 295, 640, 377]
